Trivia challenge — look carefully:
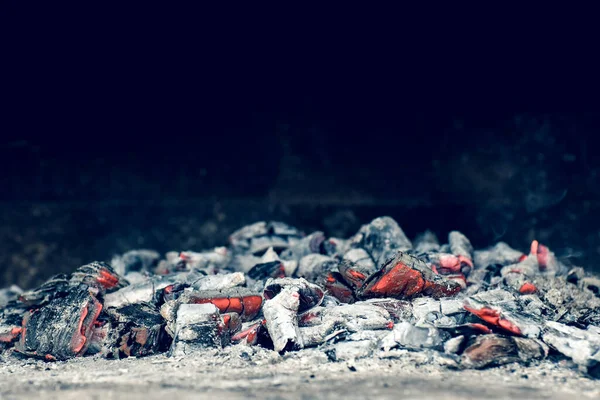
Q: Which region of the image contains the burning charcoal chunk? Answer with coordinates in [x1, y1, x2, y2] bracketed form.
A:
[18, 274, 70, 307]
[381, 321, 447, 351]
[529, 240, 561, 274]
[169, 304, 223, 355]
[413, 231, 440, 254]
[338, 260, 374, 291]
[295, 254, 337, 282]
[324, 272, 356, 304]
[248, 261, 284, 280]
[263, 286, 303, 352]
[464, 289, 542, 338]
[444, 335, 465, 354]
[343, 248, 376, 272]
[264, 278, 324, 312]
[461, 334, 548, 369]
[229, 221, 303, 255]
[169, 288, 263, 322]
[105, 303, 169, 358]
[70, 261, 128, 292]
[0, 285, 22, 309]
[542, 321, 600, 367]
[111, 249, 161, 276]
[324, 339, 375, 361]
[17, 287, 103, 360]
[448, 231, 474, 263]
[280, 231, 326, 261]
[426, 253, 472, 277]
[358, 252, 462, 300]
[356, 298, 413, 321]
[349, 217, 412, 267]
[473, 242, 524, 270]
[231, 319, 272, 348]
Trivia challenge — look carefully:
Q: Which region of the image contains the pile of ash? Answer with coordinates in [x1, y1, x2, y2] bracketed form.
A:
[1, 217, 599, 377]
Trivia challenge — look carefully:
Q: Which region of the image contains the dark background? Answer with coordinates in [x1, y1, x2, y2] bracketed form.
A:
[2, 6, 599, 288]
[2, 110, 600, 288]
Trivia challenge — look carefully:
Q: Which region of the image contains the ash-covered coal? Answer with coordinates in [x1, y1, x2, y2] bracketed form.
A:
[1, 217, 600, 379]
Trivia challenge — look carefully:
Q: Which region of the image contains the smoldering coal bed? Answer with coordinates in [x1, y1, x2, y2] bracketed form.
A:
[1, 217, 600, 379]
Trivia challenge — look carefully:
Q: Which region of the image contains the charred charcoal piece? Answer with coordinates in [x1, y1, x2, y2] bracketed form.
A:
[448, 231, 474, 264]
[17, 287, 103, 360]
[264, 278, 324, 312]
[349, 217, 412, 267]
[248, 261, 286, 280]
[411, 297, 442, 323]
[229, 221, 303, 256]
[156, 248, 229, 275]
[0, 285, 23, 309]
[104, 274, 183, 308]
[473, 242, 525, 270]
[324, 272, 356, 304]
[464, 289, 542, 338]
[70, 261, 128, 292]
[191, 272, 246, 292]
[322, 237, 350, 257]
[567, 267, 585, 285]
[299, 319, 347, 348]
[444, 335, 465, 354]
[111, 249, 161, 276]
[105, 303, 169, 358]
[0, 306, 25, 349]
[178, 248, 230, 271]
[86, 314, 118, 356]
[299, 304, 394, 332]
[356, 298, 413, 321]
[18, 274, 70, 308]
[542, 322, 600, 367]
[169, 304, 223, 355]
[358, 252, 462, 300]
[295, 254, 338, 283]
[263, 286, 303, 352]
[581, 277, 600, 298]
[413, 231, 440, 254]
[280, 231, 326, 261]
[381, 321, 447, 351]
[461, 334, 548, 369]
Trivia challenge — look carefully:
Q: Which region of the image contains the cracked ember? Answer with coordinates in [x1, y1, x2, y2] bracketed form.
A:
[1, 216, 600, 379]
